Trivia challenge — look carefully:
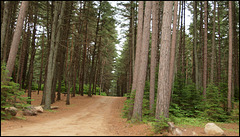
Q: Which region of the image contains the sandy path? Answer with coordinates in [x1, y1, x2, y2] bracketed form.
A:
[1, 96, 119, 136]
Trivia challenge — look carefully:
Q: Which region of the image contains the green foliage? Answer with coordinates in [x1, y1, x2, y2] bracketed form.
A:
[31, 82, 39, 90]
[170, 76, 204, 118]
[170, 116, 207, 127]
[152, 115, 170, 133]
[1, 64, 31, 120]
[121, 91, 135, 118]
[202, 83, 229, 122]
[170, 75, 230, 122]
[100, 92, 107, 96]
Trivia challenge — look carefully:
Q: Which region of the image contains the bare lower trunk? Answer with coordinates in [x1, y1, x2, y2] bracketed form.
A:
[155, 1, 173, 119]
[6, 1, 29, 78]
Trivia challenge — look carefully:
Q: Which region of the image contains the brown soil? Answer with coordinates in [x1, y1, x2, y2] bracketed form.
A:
[1, 91, 239, 136]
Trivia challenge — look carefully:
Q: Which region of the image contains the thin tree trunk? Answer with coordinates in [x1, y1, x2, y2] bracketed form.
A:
[227, 1, 233, 113]
[27, 2, 38, 104]
[203, 1, 208, 100]
[38, 31, 45, 94]
[210, 1, 216, 84]
[89, 1, 101, 97]
[169, 1, 178, 101]
[149, 1, 159, 115]
[217, 2, 221, 85]
[194, 1, 199, 91]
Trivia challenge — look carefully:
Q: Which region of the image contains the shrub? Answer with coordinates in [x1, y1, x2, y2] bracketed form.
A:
[202, 83, 229, 122]
[121, 91, 135, 118]
[1, 64, 31, 120]
[152, 115, 170, 133]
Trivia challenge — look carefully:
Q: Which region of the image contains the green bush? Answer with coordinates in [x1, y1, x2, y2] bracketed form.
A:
[31, 82, 38, 90]
[152, 115, 170, 133]
[202, 83, 229, 122]
[100, 92, 107, 96]
[122, 91, 135, 118]
[1, 64, 31, 120]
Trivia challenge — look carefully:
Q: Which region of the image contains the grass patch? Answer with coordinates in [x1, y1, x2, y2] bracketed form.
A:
[221, 127, 239, 133]
[172, 117, 208, 127]
[45, 109, 57, 113]
[15, 116, 26, 120]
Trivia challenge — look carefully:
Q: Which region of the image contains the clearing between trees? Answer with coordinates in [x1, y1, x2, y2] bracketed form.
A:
[1, 92, 239, 136]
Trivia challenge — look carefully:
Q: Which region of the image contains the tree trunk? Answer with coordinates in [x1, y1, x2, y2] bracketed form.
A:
[6, 1, 29, 78]
[210, 1, 216, 84]
[80, 1, 89, 96]
[27, 2, 38, 104]
[132, 1, 152, 122]
[44, 1, 66, 109]
[155, 1, 173, 119]
[217, 2, 221, 85]
[149, 1, 159, 115]
[193, 1, 199, 91]
[203, 1, 208, 100]
[89, 1, 101, 97]
[127, 1, 144, 120]
[38, 31, 45, 94]
[1, 1, 11, 60]
[227, 1, 233, 113]
[169, 1, 178, 102]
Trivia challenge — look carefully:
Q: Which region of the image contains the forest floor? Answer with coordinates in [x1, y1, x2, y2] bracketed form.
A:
[1, 91, 239, 136]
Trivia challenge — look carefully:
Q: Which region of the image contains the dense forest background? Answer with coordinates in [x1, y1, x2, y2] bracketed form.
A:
[1, 1, 239, 128]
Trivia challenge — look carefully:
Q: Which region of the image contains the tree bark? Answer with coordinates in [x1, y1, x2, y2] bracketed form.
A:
[155, 1, 173, 119]
[169, 1, 178, 101]
[27, 2, 38, 104]
[203, 1, 208, 100]
[127, 1, 144, 120]
[193, 1, 199, 91]
[44, 1, 66, 109]
[132, 1, 152, 122]
[6, 1, 29, 78]
[217, 2, 221, 85]
[149, 1, 159, 115]
[210, 1, 216, 84]
[38, 31, 45, 94]
[227, 1, 233, 113]
[1, 1, 11, 60]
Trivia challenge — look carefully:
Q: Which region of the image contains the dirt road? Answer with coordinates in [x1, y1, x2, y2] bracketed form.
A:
[2, 92, 238, 136]
[1, 96, 125, 136]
